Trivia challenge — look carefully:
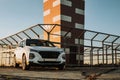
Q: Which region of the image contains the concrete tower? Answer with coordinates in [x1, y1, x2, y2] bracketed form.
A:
[43, 0, 85, 65]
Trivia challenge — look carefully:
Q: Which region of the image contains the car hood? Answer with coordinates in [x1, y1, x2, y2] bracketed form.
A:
[27, 46, 63, 52]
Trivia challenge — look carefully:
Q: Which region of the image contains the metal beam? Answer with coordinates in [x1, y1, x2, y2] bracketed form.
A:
[5, 38, 12, 45]
[91, 33, 99, 40]
[10, 36, 18, 44]
[30, 28, 40, 38]
[16, 34, 23, 40]
[112, 37, 120, 44]
[78, 30, 85, 39]
[111, 43, 114, 64]
[105, 45, 109, 64]
[38, 24, 49, 33]
[90, 40, 93, 66]
[22, 31, 31, 39]
[49, 24, 57, 33]
[1, 40, 7, 45]
[38, 24, 50, 40]
[97, 48, 101, 65]
[102, 35, 110, 42]
[115, 49, 117, 64]
[63, 28, 72, 38]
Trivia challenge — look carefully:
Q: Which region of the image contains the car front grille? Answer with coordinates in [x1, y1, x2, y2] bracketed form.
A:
[39, 51, 60, 58]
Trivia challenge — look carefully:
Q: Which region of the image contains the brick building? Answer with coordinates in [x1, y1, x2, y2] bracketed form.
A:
[43, 0, 85, 65]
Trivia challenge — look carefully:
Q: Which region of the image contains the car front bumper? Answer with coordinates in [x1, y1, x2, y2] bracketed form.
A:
[29, 61, 65, 67]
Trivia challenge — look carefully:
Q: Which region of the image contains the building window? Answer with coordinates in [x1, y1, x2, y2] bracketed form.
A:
[80, 39, 84, 45]
[44, 9, 50, 16]
[61, 0, 72, 7]
[61, 31, 71, 38]
[43, 0, 48, 3]
[53, 15, 60, 22]
[75, 8, 84, 15]
[53, 0, 60, 7]
[75, 38, 84, 45]
[76, 54, 83, 61]
[65, 48, 70, 54]
[75, 38, 79, 44]
[75, 23, 84, 29]
[61, 15, 72, 22]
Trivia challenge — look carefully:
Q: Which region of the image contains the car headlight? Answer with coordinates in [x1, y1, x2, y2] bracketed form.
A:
[29, 53, 35, 59]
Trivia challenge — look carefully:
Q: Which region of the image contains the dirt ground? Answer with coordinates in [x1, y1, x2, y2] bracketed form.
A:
[0, 67, 119, 80]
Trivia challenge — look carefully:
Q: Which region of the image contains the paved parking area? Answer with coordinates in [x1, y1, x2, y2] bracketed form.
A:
[0, 67, 120, 80]
[0, 67, 84, 80]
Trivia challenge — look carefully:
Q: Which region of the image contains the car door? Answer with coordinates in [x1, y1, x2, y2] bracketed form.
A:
[15, 41, 24, 63]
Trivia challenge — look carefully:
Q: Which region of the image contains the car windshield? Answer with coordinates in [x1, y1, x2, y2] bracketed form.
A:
[26, 39, 55, 47]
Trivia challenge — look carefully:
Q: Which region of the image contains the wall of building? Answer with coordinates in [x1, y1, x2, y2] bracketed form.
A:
[43, 0, 85, 65]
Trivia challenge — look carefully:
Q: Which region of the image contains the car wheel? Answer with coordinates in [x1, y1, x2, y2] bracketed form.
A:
[13, 55, 19, 68]
[22, 55, 30, 70]
[58, 65, 65, 70]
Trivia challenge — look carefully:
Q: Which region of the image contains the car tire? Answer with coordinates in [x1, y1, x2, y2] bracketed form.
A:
[22, 55, 30, 70]
[58, 65, 65, 70]
[13, 55, 19, 68]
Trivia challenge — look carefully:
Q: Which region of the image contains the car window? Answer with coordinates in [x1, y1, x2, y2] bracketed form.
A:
[26, 39, 55, 47]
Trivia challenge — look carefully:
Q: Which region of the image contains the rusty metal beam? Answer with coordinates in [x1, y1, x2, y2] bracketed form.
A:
[78, 30, 85, 39]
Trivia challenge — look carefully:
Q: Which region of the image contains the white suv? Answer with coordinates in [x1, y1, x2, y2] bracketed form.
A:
[13, 39, 66, 70]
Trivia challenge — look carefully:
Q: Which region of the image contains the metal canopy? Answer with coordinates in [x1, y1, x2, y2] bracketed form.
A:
[0, 24, 119, 46]
[0, 24, 120, 65]
[0, 24, 57, 45]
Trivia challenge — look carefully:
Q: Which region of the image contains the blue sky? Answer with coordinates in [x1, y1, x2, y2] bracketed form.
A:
[85, 0, 120, 35]
[0, 0, 120, 38]
[0, 0, 43, 38]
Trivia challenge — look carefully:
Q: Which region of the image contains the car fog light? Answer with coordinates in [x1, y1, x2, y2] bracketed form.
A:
[29, 53, 35, 59]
